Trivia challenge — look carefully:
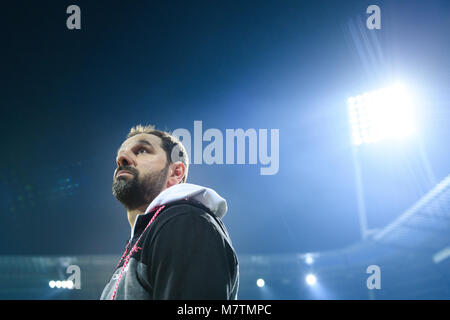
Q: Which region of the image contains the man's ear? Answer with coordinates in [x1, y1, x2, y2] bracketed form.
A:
[166, 161, 186, 188]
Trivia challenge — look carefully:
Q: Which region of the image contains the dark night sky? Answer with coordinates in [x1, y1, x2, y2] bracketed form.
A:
[1, 0, 449, 256]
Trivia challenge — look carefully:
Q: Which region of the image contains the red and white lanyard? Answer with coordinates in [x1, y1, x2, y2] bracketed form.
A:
[111, 205, 166, 300]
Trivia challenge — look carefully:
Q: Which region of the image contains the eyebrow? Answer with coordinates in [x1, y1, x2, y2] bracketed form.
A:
[136, 139, 154, 149]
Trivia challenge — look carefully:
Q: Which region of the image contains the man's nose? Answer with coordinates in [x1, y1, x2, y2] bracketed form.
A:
[116, 150, 136, 168]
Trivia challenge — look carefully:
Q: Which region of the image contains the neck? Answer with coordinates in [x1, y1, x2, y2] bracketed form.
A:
[125, 185, 170, 230]
[127, 205, 148, 229]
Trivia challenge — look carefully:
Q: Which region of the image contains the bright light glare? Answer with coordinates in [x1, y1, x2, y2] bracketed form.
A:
[305, 254, 314, 265]
[305, 274, 317, 286]
[49, 280, 74, 289]
[256, 278, 265, 288]
[348, 83, 416, 145]
[66, 280, 74, 289]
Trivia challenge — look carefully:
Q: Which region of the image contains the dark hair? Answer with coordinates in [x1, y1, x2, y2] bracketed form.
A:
[127, 125, 189, 183]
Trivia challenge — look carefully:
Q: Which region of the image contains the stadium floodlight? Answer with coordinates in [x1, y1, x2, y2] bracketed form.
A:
[348, 83, 416, 146]
[305, 274, 317, 286]
[66, 280, 74, 289]
[305, 254, 314, 265]
[348, 82, 417, 240]
[49, 280, 74, 289]
[256, 278, 265, 288]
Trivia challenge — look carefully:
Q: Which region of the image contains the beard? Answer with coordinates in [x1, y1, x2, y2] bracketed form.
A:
[112, 163, 169, 211]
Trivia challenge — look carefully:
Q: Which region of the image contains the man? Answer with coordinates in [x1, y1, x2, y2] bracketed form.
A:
[100, 125, 239, 300]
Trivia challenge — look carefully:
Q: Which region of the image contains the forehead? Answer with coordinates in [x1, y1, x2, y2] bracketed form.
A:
[118, 133, 163, 153]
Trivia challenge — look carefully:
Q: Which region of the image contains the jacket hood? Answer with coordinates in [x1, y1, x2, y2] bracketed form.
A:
[144, 183, 228, 218]
[130, 183, 228, 240]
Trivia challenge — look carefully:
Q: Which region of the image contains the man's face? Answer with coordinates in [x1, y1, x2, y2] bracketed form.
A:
[112, 133, 169, 211]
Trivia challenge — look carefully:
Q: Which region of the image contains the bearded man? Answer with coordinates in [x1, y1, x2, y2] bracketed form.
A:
[100, 125, 239, 300]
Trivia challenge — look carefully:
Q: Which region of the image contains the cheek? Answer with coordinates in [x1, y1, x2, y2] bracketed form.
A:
[139, 161, 160, 176]
[136, 153, 167, 174]
[145, 155, 167, 170]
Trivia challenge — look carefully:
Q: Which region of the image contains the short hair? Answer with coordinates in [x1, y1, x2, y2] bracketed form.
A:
[127, 125, 189, 183]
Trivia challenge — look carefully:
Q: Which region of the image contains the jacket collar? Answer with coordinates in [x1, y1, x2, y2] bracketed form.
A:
[129, 183, 227, 241]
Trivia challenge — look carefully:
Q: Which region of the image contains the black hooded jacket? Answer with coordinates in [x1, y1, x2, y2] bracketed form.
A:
[100, 184, 239, 300]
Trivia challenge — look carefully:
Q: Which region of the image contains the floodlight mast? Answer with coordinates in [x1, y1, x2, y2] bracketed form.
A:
[349, 83, 419, 239]
[347, 94, 371, 240]
[348, 83, 437, 241]
[351, 143, 370, 240]
[347, 88, 392, 240]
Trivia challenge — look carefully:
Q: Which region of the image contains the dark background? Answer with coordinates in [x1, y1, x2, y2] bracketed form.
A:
[1, 0, 449, 256]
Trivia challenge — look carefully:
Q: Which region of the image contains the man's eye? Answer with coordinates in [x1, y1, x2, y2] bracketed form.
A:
[137, 148, 148, 155]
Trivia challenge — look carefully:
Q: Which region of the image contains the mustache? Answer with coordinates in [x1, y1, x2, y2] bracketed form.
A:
[115, 165, 139, 177]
